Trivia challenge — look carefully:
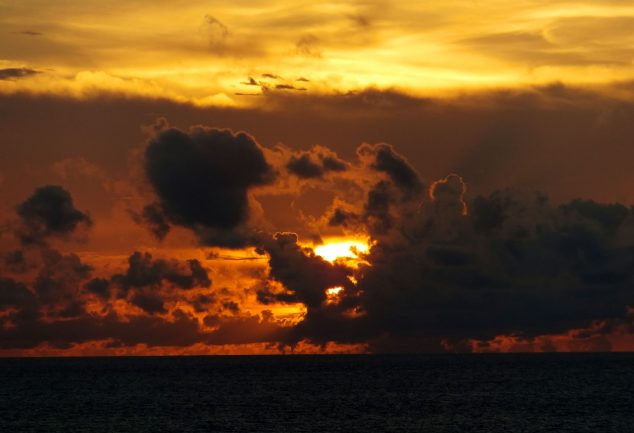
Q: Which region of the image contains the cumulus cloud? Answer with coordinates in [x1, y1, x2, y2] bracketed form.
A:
[142, 126, 275, 246]
[0, 188, 287, 350]
[0, 278, 37, 313]
[258, 232, 356, 309]
[358, 142, 423, 195]
[15, 185, 92, 245]
[286, 146, 348, 179]
[282, 183, 634, 351]
[112, 251, 211, 293]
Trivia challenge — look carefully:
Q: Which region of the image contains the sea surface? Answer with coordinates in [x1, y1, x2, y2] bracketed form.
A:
[1, 354, 633, 432]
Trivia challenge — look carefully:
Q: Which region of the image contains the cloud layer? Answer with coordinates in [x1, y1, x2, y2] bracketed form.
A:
[3, 1, 634, 103]
[2, 112, 634, 354]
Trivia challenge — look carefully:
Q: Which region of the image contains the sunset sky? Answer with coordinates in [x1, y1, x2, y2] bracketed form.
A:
[2, 0, 634, 355]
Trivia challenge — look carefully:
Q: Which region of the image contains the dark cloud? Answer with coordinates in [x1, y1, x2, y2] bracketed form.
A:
[112, 251, 211, 292]
[84, 277, 110, 299]
[328, 208, 360, 228]
[130, 292, 167, 314]
[5, 85, 634, 207]
[0, 68, 40, 80]
[321, 155, 347, 172]
[275, 84, 306, 91]
[287, 154, 323, 178]
[0, 306, 288, 350]
[16, 185, 92, 245]
[5, 86, 634, 352]
[276, 184, 634, 351]
[258, 232, 356, 309]
[0, 278, 37, 312]
[132, 203, 170, 240]
[3, 250, 29, 274]
[192, 294, 216, 313]
[286, 146, 348, 179]
[429, 174, 468, 216]
[363, 181, 393, 234]
[221, 300, 240, 313]
[241, 76, 259, 86]
[33, 248, 92, 306]
[359, 142, 423, 195]
[143, 126, 275, 245]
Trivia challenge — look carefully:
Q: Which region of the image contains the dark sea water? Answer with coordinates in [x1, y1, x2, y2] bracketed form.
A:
[1, 354, 633, 433]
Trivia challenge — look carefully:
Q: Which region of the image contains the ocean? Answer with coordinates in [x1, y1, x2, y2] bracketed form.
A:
[1, 354, 633, 432]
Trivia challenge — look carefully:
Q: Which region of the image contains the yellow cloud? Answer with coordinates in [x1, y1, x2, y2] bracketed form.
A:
[2, 0, 634, 104]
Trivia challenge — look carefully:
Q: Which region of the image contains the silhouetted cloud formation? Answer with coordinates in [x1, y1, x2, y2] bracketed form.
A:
[3, 90, 634, 353]
[0, 68, 40, 80]
[143, 126, 275, 245]
[16, 185, 92, 245]
[132, 203, 171, 240]
[113, 251, 211, 292]
[0, 278, 37, 313]
[359, 142, 423, 195]
[280, 183, 634, 351]
[258, 232, 355, 308]
[84, 277, 110, 299]
[286, 146, 347, 179]
[33, 248, 92, 306]
[138, 121, 634, 351]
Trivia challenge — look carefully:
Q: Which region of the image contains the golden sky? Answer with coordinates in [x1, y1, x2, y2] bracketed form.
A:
[2, 0, 634, 104]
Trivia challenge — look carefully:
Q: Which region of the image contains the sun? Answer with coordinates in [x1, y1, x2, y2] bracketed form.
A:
[313, 238, 370, 264]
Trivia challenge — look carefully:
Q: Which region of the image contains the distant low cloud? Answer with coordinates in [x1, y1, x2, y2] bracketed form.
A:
[274, 84, 306, 91]
[0, 68, 40, 80]
[14, 30, 42, 36]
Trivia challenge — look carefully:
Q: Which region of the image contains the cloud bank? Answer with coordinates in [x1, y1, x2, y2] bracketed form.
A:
[2, 114, 634, 354]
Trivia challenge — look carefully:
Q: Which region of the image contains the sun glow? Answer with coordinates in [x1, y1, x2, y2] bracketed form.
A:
[313, 239, 369, 264]
[325, 286, 344, 304]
